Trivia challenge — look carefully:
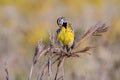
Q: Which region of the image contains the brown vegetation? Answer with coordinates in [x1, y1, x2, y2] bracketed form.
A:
[27, 23, 109, 80]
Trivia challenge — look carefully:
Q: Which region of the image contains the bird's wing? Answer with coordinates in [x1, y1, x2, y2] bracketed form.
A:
[56, 28, 61, 34]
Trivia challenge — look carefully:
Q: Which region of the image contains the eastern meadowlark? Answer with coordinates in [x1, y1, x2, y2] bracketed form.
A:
[56, 17, 74, 54]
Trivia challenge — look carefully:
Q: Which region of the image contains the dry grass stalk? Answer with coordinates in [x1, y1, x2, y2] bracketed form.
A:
[27, 40, 44, 80]
[28, 23, 109, 80]
[54, 56, 65, 80]
[75, 23, 109, 49]
[48, 32, 54, 80]
[4, 64, 9, 80]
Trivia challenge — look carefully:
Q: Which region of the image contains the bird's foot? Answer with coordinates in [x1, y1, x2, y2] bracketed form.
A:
[66, 52, 71, 57]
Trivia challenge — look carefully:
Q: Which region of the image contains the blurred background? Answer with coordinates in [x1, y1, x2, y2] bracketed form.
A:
[0, 0, 120, 80]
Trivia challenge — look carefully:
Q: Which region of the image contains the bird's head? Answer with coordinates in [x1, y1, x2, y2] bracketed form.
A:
[57, 17, 68, 28]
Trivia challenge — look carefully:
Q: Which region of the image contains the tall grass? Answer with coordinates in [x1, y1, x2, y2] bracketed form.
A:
[27, 23, 109, 80]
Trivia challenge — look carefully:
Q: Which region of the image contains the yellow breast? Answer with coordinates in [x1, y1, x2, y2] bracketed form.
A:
[57, 26, 74, 45]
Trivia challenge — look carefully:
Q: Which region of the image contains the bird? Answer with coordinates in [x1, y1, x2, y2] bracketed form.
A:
[56, 17, 74, 55]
